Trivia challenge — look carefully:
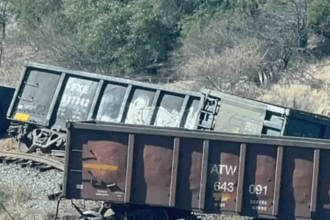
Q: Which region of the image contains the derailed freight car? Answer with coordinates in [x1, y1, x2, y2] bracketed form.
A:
[8, 61, 330, 155]
[0, 85, 15, 135]
[6, 61, 202, 153]
[199, 88, 330, 138]
[64, 121, 330, 220]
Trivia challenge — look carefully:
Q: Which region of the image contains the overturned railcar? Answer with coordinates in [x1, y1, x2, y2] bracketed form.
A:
[200, 88, 330, 138]
[0, 85, 15, 135]
[7, 61, 202, 153]
[64, 121, 330, 220]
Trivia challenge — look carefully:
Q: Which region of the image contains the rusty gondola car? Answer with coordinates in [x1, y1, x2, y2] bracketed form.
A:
[199, 88, 330, 138]
[63, 121, 330, 220]
[0, 85, 15, 135]
[6, 61, 203, 153]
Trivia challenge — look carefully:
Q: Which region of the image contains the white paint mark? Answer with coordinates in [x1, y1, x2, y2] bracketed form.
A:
[184, 106, 199, 129]
[125, 96, 151, 125]
[154, 107, 180, 127]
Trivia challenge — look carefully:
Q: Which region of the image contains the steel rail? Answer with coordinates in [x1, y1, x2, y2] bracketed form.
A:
[0, 151, 64, 171]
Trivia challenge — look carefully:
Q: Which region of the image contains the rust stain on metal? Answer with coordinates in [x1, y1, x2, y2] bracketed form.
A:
[292, 158, 313, 204]
[255, 155, 276, 199]
[220, 152, 239, 204]
[189, 151, 202, 190]
[83, 141, 128, 184]
[189, 151, 202, 208]
[143, 145, 173, 205]
[81, 140, 128, 201]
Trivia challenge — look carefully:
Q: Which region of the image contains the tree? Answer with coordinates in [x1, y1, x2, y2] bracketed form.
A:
[9, 0, 63, 29]
[0, 0, 9, 66]
[308, 0, 330, 24]
[64, 0, 177, 74]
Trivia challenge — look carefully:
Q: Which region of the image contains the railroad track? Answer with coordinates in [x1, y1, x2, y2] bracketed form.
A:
[0, 151, 64, 201]
[0, 151, 64, 171]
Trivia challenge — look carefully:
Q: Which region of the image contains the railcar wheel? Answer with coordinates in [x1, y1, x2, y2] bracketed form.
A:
[17, 139, 35, 153]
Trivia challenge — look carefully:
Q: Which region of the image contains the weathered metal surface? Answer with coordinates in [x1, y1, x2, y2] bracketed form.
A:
[206, 141, 241, 213]
[7, 62, 203, 152]
[82, 140, 128, 202]
[0, 85, 15, 134]
[15, 70, 61, 125]
[316, 150, 330, 219]
[8, 62, 202, 130]
[55, 77, 99, 126]
[64, 121, 330, 219]
[214, 98, 266, 135]
[242, 144, 277, 216]
[176, 138, 203, 210]
[279, 147, 315, 218]
[201, 88, 330, 139]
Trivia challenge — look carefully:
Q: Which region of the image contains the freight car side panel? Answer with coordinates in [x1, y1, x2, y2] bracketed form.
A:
[95, 84, 128, 122]
[9, 62, 202, 133]
[199, 88, 285, 135]
[0, 85, 15, 134]
[12, 69, 61, 125]
[284, 111, 329, 139]
[54, 77, 99, 127]
[214, 98, 266, 134]
[201, 88, 330, 139]
[64, 122, 330, 219]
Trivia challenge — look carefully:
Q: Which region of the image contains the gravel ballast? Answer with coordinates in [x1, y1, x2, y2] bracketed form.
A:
[0, 163, 63, 211]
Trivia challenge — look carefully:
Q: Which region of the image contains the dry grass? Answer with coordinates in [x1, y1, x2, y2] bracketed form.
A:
[259, 84, 330, 113]
[259, 60, 330, 115]
[0, 45, 46, 87]
[0, 138, 15, 152]
[0, 185, 103, 220]
[179, 38, 262, 80]
[176, 38, 266, 98]
[310, 60, 330, 84]
[0, 185, 48, 220]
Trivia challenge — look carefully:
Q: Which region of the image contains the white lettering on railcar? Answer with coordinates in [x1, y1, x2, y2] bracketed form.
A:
[62, 95, 90, 107]
[249, 200, 268, 211]
[214, 181, 234, 192]
[249, 200, 267, 205]
[210, 164, 237, 175]
[252, 206, 267, 211]
[71, 83, 89, 94]
[249, 184, 268, 195]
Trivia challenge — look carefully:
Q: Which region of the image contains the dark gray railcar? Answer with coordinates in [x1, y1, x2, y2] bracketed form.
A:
[7, 61, 203, 153]
[199, 88, 330, 138]
[0, 85, 15, 134]
[64, 121, 330, 220]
